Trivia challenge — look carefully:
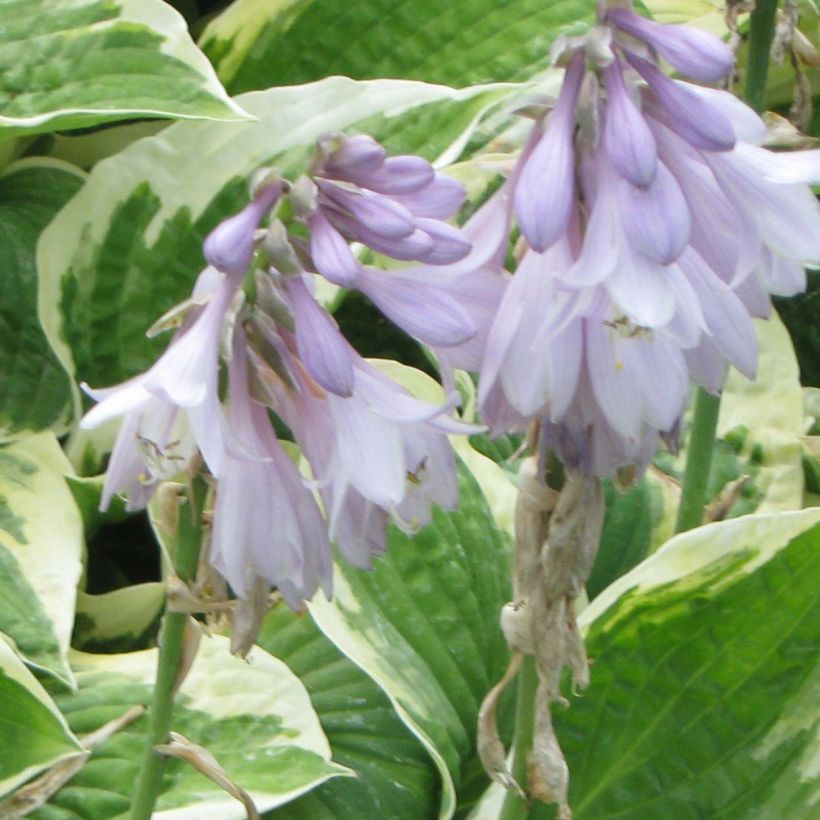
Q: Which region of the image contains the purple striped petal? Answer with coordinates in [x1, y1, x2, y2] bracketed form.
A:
[684, 86, 767, 145]
[606, 242, 677, 328]
[286, 275, 354, 396]
[330, 211, 434, 260]
[346, 155, 435, 194]
[608, 8, 734, 82]
[308, 209, 360, 285]
[618, 160, 690, 264]
[603, 60, 657, 187]
[630, 53, 735, 152]
[393, 173, 466, 219]
[415, 218, 471, 264]
[318, 181, 415, 239]
[329, 392, 406, 508]
[323, 134, 386, 174]
[679, 248, 758, 378]
[356, 268, 475, 346]
[203, 184, 281, 274]
[514, 52, 585, 251]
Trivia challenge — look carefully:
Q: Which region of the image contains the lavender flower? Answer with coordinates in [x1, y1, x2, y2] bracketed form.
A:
[303, 132, 470, 278]
[476, 4, 819, 476]
[82, 139, 482, 610]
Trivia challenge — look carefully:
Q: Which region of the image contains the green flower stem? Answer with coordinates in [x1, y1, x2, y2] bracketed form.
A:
[675, 389, 721, 533]
[676, 0, 779, 535]
[745, 0, 780, 114]
[499, 655, 538, 820]
[130, 483, 205, 820]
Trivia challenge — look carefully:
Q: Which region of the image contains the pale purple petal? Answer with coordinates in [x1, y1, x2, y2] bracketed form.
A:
[683, 86, 767, 145]
[608, 8, 734, 82]
[286, 275, 354, 396]
[733, 142, 820, 185]
[308, 209, 360, 285]
[415, 218, 471, 264]
[392, 173, 466, 219]
[606, 242, 677, 327]
[680, 248, 758, 378]
[329, 392, 406, 507]
[203, 184, 281, 274]
[586, 320, 644, 440]
[617, 160, 690, 264]
[684, 336, 727, 394]
[631, 54, 735, 151]
[514, 52, 585, 251]
[706, 149, 820, 266]
[318, 181, 415, 239]
[323, 134, 386, 174]
[355, 267, 475, 346]
[346, 155, 435, 194]
[603, 59, 657, 187]
[329, 211, 434, 260]
[760, 250, 806, 296]
[80, 376, 151, 429]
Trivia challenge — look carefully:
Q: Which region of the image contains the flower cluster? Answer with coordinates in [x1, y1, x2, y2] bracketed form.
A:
[82, 137, 479, 608]
[474, 5, 820, 477]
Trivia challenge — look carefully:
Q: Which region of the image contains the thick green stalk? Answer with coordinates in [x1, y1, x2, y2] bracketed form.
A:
[130, 484, 204, 820]
[498, 655, 538, 820]
[676, 0, 779, 534]
[675, 389, 721, 533]
[745, 0, 779, 113]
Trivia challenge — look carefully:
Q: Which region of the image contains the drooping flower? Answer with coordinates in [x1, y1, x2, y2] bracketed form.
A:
[83, 142, 483, 610]
[300, 133, 470, 286]
[476, 3, 818, 476]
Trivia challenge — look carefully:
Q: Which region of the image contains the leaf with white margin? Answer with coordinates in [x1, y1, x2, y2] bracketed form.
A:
[0, 159, 84, 439]
[522, 508, 820, 819]
[718, 314, 806, 512]
[37, 77, 516, 422]
[40, 635, 350, 818]
[0, 636, 82, 799]
[73, 584, 165, 652]
[0, 0, 248, 139]
[308, 456, 512, 819]
[257, 605, 438, 819]
[0, 433, 83, 688]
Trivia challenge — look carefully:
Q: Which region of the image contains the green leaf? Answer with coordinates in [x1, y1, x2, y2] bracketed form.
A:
[0, 433, 83, 687]
[532, 508, 820, 818]
[0, 159, 83, 438]
[200, 0, 593, 94]
[257, 607, 437, 819]
[0, 0, 248, 140]
[36, 77, 515, 418]
[308, 461, 512, 819]
[39, 635, 349, 819]
[0, 636, 81, 799]
[72, 583, 164, 652]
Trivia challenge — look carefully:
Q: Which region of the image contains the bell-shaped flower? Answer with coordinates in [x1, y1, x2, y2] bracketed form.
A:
[209, 328, 332, 607]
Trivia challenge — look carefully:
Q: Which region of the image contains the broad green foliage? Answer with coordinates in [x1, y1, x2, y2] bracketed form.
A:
[309, 462, 512, 819]
[718, 314, 806, 513]
[0, 433, 82, 687]
[0, 160, 83, 438]
[523, 509, 820, 819]
[37, 77, 514, 420]
[0, 0, 247, 140]
[258, 607, 438, 819]
[73, 584, 164, 652]
[0, 637, 81, 800]
[37, 635, 348, 819]
[200, 0, 594, 93]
